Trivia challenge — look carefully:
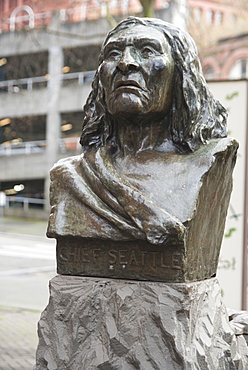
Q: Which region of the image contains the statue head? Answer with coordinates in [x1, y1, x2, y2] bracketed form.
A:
[80, 17, 227, 153]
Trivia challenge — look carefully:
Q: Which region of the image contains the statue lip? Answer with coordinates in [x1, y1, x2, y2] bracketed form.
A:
[115, 79, 141, 90]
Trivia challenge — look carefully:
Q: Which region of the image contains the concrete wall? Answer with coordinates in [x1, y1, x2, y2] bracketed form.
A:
[0, 84, 91, 118]
[0, 89, 49, 117]
[0, 153, 49, 180]
[58, 84, 91, 112]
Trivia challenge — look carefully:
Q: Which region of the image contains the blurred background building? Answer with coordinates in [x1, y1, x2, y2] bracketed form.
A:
[0, 0, 247, 220]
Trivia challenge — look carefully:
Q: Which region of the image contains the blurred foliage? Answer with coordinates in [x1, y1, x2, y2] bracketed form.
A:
[139, 0, 155, 17]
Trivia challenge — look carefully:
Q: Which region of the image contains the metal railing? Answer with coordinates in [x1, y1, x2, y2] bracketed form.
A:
[5, 196, 45, 211]
[0, 140, 46, 156]
[0, 75, 48, 92]
[0, 137, 81, 156]
[62, 71, 95, 85]
[59, 137, 81, 152]
[0, 70, 95, 93]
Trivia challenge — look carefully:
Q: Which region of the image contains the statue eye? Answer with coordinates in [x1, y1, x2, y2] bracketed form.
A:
[105, 49, 121, 60]
[141, 47, 155, 58]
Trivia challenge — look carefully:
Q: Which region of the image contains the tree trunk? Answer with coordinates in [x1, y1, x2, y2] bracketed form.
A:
[139, 0, 154, 17]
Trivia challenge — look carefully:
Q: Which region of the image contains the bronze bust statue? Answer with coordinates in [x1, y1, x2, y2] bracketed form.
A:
[47, 17, 238, 282]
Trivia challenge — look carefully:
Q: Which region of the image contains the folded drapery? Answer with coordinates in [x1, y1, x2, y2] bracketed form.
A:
[47, 138, 237, 247]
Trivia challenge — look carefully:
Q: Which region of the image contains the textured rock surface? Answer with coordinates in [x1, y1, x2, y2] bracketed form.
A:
[228, 309, 248, 348]
[36, 276, 248, 369]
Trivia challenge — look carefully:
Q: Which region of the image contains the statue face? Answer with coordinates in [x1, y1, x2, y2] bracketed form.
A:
[99, 24, 175, 119]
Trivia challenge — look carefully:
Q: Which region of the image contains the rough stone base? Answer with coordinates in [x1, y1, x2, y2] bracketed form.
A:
[36, 276, 248, 369]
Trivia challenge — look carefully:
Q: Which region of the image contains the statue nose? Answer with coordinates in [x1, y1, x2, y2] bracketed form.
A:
[117, 48, 139, 72]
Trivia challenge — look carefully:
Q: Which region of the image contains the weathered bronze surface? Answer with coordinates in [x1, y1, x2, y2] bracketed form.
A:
[57, 237, 184, 282]
[47, 17, 238, 282]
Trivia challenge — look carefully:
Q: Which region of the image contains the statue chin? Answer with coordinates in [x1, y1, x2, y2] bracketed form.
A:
[107, 93, 146, 116]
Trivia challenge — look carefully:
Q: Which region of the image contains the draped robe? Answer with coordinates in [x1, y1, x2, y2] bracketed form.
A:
[47, 137, 237, 248]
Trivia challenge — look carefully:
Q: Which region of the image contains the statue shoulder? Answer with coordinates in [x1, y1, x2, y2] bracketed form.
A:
[51, 154, 83, 170]
[210, 137, 239, 152]
[194, 137, 239, 159]
[50, 154, 84, 179]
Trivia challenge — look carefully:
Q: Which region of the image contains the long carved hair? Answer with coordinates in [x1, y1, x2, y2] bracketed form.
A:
[80, 17, 227, 153]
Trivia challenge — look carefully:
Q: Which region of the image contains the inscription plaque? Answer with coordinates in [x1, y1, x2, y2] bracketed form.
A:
[57, 237, 185, 282]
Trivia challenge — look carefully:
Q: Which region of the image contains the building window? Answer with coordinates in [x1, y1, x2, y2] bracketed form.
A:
[0, 179, 45, 206]
[60, 112, 83, 153]
[64, 44, 102, 73]
[206, 9, 214, 25]
[241, 59, 247, 78]
[0, 115, 46, 145]
[215, 11, 223, 25]
[2, 51, 48, 81]
[229, 59, 248, 79]
[194, 7, 202, 24]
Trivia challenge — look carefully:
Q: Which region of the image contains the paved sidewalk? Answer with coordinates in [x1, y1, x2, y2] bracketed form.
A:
[0, 216, 47, 237]
[0, 306, 41, 370]
[0, 217, 52, 370]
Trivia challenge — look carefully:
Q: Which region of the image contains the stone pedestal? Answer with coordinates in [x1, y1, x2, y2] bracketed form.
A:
[36, 276, 248, 369]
